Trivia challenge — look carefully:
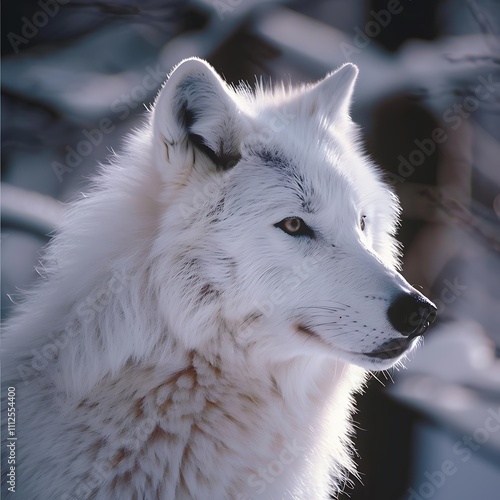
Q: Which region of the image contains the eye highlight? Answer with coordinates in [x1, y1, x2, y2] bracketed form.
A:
[275, 217, 315, 238]
[360, 215, 366, 231]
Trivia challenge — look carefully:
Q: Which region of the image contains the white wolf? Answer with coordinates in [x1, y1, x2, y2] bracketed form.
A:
[2, 58, 436, 499]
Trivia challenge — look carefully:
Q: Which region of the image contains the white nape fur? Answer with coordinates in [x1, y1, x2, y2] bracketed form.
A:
[1, 58, 435, 499]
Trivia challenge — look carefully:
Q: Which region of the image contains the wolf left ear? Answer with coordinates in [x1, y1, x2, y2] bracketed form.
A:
[153, 58, 244, 171]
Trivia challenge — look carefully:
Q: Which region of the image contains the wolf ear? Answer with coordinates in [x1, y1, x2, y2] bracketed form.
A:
[153, 58, 243, 171]
[303, 63, 359, 120]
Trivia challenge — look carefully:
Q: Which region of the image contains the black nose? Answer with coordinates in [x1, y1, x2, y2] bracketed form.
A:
[387, 293, 437, 337]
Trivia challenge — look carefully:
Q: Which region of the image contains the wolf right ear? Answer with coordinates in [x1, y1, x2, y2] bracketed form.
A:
[153, 58, 245, 172]
[298, 63, 359, 121]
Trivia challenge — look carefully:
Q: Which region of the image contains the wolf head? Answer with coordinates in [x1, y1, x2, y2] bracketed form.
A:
[150, 58, 436, 371]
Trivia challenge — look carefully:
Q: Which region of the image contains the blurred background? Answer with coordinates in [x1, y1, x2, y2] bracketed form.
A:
[2, 1, 499, 498]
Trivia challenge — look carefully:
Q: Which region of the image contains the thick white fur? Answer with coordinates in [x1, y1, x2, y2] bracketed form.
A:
[3, 59, 423, 499]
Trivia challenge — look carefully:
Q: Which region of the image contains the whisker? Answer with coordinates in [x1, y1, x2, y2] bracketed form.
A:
[310, 322, 347, 328]
[326, 331, 353, 339]
[369, 372, 386, 387]
[295, 306, 346, 312]
[297, 300, 351, 308]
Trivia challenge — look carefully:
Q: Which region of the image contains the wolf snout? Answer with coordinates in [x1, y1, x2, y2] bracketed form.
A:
[387, 292, 437, 337]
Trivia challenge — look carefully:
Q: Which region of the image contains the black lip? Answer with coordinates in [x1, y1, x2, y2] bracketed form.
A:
[363, 338, 413, 359]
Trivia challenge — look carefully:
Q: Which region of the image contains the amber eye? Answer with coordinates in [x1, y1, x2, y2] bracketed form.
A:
[284, 218, 301, 232]
[360, 215, 366, 231]
[275, 217, 315, 238]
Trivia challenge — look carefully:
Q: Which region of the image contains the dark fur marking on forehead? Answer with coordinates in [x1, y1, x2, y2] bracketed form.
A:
[249, 147, 290, 171]
[249, 147, 316, 213]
